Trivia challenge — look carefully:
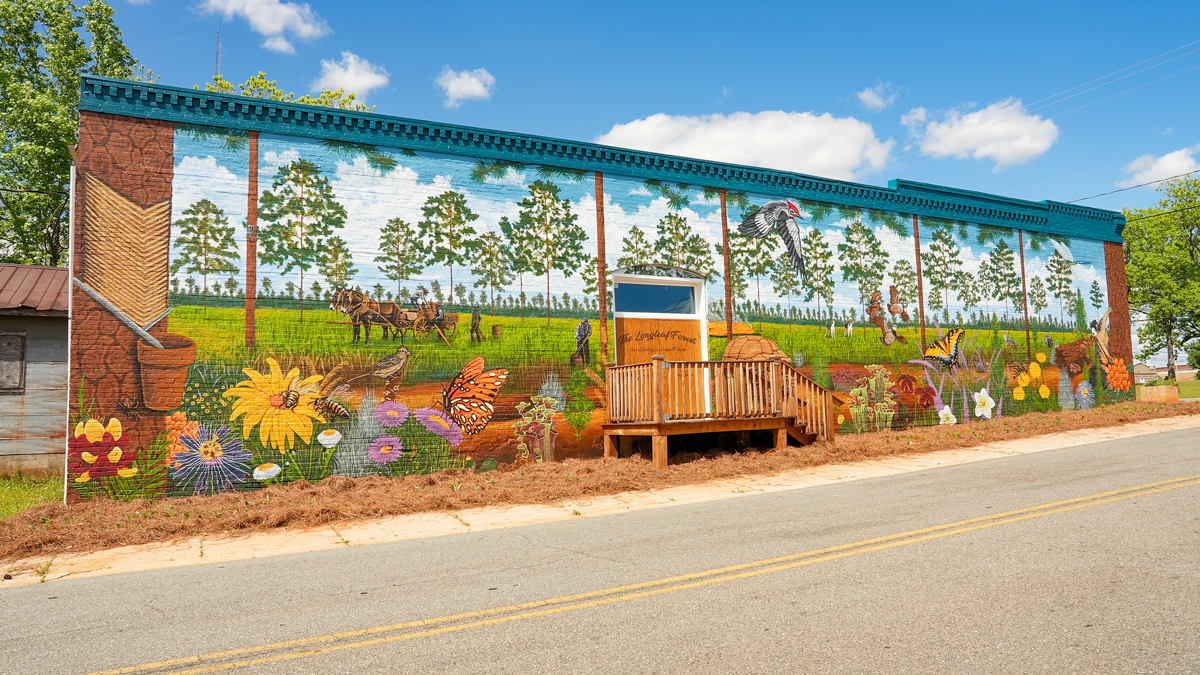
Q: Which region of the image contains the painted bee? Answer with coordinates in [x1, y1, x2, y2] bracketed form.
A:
[312, 385, 352, 420]
[280, 361, 356, 420]
[281, 375, 319, 410]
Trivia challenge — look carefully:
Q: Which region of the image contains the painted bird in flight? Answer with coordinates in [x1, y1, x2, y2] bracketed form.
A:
[739, 200, 807, 282]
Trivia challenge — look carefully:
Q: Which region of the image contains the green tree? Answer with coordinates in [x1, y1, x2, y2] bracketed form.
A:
[470, 230, 514, 316]
[617, 225, 653, 268]
[258, 159, 347, 322]
[985, 240, 1021, 317]
[374, 217, 425, 299]
[581, 253, 613, 314]
[891, 259, 918, 323]
[1125, 194, 1200, 380]
[224, 276, 240, 298]
[1028, 275, 1048, 319]
[1089, 279, 1104, 317]
[197, 71, 376, 112]
[499, 215, 535, 318]
[170, 199, 239, 311]
[733, 228, 777, 323]
[419, 191, 478, 313]
[837, 220, 890, 314]
[1046, 249, 1075, 328]
[653, 213, 715, 280]
[954, 271, 980, 316]
[801, 228, 836, 322]
[0, 0, 149, 266]
[517, 180, 585, 325]
[1074, 288, 1088, 333]
[771, 249, 803, 329]
[923, 227, 962, 315]
[319, 236, 357, 289]
[643, 180, 691, 211]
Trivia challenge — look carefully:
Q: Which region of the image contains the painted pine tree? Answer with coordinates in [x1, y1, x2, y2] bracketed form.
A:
[922, 227, 962, 315]
[1046, 249, 1075, 329]
[617, 225, 653, 268]
[988, 240, 1021, 318]
[319, 236, 357, 289]
[418, 191, 478, 314]
[470, 230, 514, 316]
[581, 254, 613, 314]
[837, 220, 889, 317]
[1089, 279, 1104, 317]
[499, 215, 535, 319]
[891, 259, 918, 324]
[258, 159, 347, 322]
[170, 198, 240, 312]
[517, 180, 586, 325]
[1028, 275, 1048, 319]
[802, 228, 836, 323]
[954, 271, 980, 318]
[374, 217, 425, 301]
[653, 213, 715, 280]
[770, 249, 803, 330]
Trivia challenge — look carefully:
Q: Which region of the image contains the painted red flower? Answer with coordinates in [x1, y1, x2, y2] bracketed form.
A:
[915, 386, 936, 409]
[68, 418, 134, 484]
[895, 373, 919, 395]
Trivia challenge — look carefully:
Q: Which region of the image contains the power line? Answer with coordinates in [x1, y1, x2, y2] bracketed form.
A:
[1125, 203, 1200, 223]
[1068, 169, 1198, 203]
[0, 187, 67, 196]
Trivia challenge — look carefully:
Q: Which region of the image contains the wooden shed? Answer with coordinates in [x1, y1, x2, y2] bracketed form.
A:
[0, 264, 69, 476]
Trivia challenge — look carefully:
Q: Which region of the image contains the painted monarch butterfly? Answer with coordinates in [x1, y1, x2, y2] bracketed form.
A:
[924, 327, 965, 368]
[442, 357, 509, 435]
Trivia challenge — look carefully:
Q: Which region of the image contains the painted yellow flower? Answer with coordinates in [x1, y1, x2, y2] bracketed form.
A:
[1017, 372, 1030, 387]
[223, 358, 324, 453]
[1039, 384, 1051, 399]
[1036, 352, 1046, 363]
[1029, 362, 1042, 379]
[837, 414, 845, 425]
[1013, 386, 1026, 401]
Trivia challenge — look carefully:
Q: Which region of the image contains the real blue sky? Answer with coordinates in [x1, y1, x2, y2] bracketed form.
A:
[116, 0, 1200, 214]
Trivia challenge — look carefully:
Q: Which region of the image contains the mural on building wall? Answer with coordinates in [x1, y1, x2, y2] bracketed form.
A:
[67, 116, 1134, 501]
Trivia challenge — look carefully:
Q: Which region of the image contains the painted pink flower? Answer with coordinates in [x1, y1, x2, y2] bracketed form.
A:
[373, 402, 410, 428]
[413, 407, 463, 448]
[367, 436, 403, 464]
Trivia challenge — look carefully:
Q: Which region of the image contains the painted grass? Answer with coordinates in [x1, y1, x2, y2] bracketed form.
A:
[0, 474, 61, 520]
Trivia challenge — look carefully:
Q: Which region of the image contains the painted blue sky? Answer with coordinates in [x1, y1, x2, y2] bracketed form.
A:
[116, 0, 1200, 216]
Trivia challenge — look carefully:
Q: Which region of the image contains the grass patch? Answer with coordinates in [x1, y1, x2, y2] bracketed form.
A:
[1179, 379, 1200, 398]
[0, 473, 61, 520]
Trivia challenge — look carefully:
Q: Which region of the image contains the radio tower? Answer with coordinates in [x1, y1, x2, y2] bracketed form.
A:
[214, 26, 221, 78]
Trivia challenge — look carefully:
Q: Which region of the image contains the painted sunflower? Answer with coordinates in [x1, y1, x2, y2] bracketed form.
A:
[223, 358, 324, 453]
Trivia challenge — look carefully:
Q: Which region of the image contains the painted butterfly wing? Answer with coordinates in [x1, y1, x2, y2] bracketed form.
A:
[443, 358, 509, 435]
[923, 328, 965, 367]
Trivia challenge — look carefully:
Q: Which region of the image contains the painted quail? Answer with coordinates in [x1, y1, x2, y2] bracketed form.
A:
[349, 346, 412, 382]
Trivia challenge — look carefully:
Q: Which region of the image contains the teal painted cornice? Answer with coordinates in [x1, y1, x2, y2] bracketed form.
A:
[78, 76, 1126, 243]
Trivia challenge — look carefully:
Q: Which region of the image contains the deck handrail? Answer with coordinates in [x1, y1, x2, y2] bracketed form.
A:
[603, 356, 836, 441]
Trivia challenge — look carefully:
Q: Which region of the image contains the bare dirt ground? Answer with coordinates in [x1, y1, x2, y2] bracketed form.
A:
[2, 401, 1197, 564]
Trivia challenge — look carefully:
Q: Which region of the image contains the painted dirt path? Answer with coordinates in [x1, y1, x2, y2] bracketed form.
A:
[5, 413, 1198, 587]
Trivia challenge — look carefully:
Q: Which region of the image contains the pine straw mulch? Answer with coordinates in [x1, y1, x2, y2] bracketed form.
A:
[3, 401, 1198, 563]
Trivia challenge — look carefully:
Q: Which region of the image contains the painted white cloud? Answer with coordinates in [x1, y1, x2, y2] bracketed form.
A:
[200, 0, 330, 54]
[1117, 144, 1200, 187]
[856, 82, 897, 112]
[595, 111, 894, 181]
[435, 66, 496, 108]
[902, 98, 1058, 171]
[311, 51, 389, 100]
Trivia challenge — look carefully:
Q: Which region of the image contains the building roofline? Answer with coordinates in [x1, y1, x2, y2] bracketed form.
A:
[78, 76, 1126, 242]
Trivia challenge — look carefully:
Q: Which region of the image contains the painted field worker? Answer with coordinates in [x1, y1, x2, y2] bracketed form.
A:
[574, 319, 592, 365]
[471, 306, 483, 343]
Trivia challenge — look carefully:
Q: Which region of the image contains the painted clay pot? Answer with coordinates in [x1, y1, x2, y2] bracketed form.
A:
[136, 334, 197, 411]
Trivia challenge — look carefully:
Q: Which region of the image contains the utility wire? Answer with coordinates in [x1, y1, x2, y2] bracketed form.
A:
[1125, 203, 1200, 223]
[1068, 170, 1198, 203]
[0, 187, 67, 195]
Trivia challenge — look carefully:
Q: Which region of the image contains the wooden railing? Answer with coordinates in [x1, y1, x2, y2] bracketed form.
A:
[604, 355, 835, 440]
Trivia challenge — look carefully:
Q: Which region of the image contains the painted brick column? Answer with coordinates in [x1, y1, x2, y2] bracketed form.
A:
[1103, 241, 1134, 365]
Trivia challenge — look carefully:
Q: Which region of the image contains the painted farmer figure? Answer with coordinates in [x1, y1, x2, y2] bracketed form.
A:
[574, 319, 592, 365]
[471, 306, 483, 343]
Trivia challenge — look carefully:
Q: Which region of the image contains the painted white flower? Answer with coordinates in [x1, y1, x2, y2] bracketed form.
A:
[317, 428, 343, 448]
[253, 463, 281, 481]
[938, 405, 957, 425]
[972, 387, 996, 419]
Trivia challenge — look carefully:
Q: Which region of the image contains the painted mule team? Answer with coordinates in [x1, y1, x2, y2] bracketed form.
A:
[329, 288, 459, 344]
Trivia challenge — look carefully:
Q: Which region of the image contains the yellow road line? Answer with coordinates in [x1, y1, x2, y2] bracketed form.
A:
[85, 474, 1200, 675]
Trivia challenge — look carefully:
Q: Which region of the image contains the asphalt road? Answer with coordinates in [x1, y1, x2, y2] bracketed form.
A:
[3, 427, 1199, 675]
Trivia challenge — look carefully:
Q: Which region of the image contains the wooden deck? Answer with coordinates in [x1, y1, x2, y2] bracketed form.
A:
[602, 355, 839, 467]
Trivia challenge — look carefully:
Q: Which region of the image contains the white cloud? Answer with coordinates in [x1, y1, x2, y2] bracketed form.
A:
[435, 66, 496, 108]
[127, 0, 152, 5]
[1118, 145, 1200, 187]
[902, 98, 1058, 171]
[595, 110, 894, 181]
[311, 51, 389, 100]
[856, 82, 897, 112]
[200, 0, 330, 54]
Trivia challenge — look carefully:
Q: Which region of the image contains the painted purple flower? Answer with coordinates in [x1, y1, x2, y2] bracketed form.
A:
[413, 407, 463, 447]
[373, 402, 410, 428]
[171, 425, 252, 495]
[367, 436, 403, 464]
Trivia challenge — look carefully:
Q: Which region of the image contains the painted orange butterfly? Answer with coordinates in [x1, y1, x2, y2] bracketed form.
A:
[442, 357, 509, 435]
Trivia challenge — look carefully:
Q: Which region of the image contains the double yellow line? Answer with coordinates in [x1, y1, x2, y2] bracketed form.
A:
[88, 473, 1200, 675]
